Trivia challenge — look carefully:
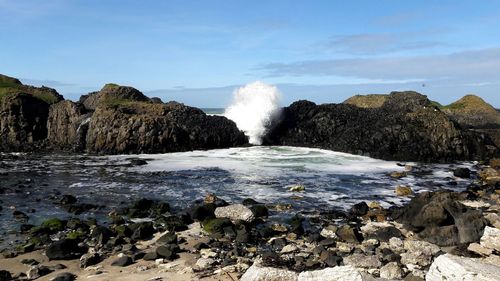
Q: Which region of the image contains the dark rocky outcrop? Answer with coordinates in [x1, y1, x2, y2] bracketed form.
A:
[1, 76, 248, 153]
[0, 74, 63, 151]
[393, 191, 486, 246]
[82, 84, 247, 154]
[264, 91, 498, 162]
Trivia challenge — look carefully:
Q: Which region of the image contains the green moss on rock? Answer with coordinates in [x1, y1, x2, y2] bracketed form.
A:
[202, 218, 232, 234]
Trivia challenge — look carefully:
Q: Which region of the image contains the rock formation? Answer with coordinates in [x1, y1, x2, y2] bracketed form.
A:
[0, 74, 63, 151]
[1, 75, 248, 153]
[264, 91, 498, 162]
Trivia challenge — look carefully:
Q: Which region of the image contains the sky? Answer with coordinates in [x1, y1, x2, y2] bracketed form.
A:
[1, 0, 499, 107]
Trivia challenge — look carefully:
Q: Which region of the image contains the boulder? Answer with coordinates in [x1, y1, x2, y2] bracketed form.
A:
[214, 204, 255, 223]
[426, 254, 500, 281]
[297, 266, 363, 281]
[394, 191, 486, 246]
[343, 253, 382, 269]
[379, 262, 404, 279]
[111, 256, 133, 267]
[240, 263, 298, 281]
[480, 226, 500, 252]
[80, 252, 101, 268]
[454, 167, 471, 178]
[46, 239, 84, 260]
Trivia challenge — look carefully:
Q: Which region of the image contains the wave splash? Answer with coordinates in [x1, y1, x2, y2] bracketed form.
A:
[224, 81, 282, 145]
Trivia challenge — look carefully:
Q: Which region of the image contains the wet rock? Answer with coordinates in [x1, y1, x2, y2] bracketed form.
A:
[188, 204, 215, 221]
[50, 272, 76, 281]
[350, 202, 369, 216]
[394, 191, 486, 246]
[250, 204, 269, 218]
[379, 262, 404, 279]
[480, 226, 500, 252]
[130, 222, 154, 240]
[157, 215, 188, 231]
[297, 266, 363, 281]
[59, 195, 77, 205]
[202, 218, 232, 235]
[240, 263, 298, 281]
[395, 185, 413, 196]
[80, 252, 101, 268]
[337, 225, 363, 243]
[13, 210, 29, 221]
[111, 256, 133, 267]
[130, 159, 147, 166]
[427, 254, 500, 281]
[454, 167, 471, 178]
[46, 239, 85, 260]
[91, 225, 113, 244]
[289, 185, 305, 192]
[215, 204, 255, 223]
[27, 265, 53, 280]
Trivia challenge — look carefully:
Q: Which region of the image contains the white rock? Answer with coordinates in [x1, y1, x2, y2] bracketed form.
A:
[480, 226, 500, 252]
[240, 263, 298, 281]
[460, 200, 491, 208]
[214, 204, 255, 223]
[388, 237, 404, 253]
[298, 266, 363, 281]
[196, 257, 216, 270]
[403, 240, 440, 256]
[400, 251, 433, 267]
[200, 248, 217, 258]
[426, 254, 500, 281]
[379, 262, 404, 279]
[320, 225, 338, 239]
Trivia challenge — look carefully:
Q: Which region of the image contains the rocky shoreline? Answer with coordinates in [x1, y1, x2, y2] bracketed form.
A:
[0, 160, 499, 281]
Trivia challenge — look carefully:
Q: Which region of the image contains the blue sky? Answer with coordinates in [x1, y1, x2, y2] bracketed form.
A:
[1, 0, 499, 107]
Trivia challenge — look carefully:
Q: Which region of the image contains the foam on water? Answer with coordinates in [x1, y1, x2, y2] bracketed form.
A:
[224, 81, 282, 145]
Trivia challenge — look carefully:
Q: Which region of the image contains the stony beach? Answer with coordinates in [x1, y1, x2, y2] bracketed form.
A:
[1, 159, 499, 281]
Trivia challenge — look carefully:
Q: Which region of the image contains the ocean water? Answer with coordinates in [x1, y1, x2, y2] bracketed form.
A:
[0, 146, 473, 239]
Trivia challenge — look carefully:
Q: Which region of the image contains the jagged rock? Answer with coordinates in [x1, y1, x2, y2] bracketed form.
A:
[196, 257, 216, 270]
[426, 254, 500, 281]
[85, 85, 247, 154]
[297, 266, 363, 281]
[0, 75, 62, 151]
[214, 204, 255, 223]
[394, 191, 486, 246]
[379, 262, 404, 279]
[468, 243, 493, 256]
[80, 252, 101, 268]
[47, 100, 89, 151]
[336, 225, 363, 243]
[480, 226, 500, 252]
[240, 263, 298, 281]
[320, 225, 338, 239]
[264, 92, 496, 162]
